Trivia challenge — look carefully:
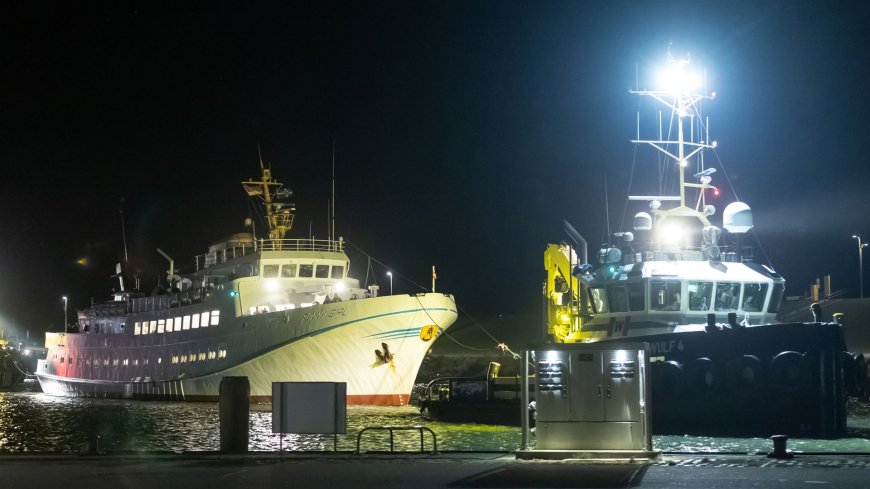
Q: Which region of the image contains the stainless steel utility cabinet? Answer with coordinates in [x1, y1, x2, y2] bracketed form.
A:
[534, 342, 651, 451]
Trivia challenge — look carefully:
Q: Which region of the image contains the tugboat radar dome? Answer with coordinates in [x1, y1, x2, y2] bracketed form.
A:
[723, 201, 754, 233]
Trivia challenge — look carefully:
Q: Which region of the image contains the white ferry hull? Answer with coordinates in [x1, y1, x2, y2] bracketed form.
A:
[37, 293, 457, 406]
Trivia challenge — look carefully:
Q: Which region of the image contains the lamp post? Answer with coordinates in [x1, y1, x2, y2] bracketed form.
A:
[387, 271, 393, 295]
[853, 235, 867, 299]
[62, 296, 68, 333]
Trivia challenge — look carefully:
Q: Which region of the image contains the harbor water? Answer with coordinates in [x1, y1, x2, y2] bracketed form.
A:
[2, 391, 870, 454]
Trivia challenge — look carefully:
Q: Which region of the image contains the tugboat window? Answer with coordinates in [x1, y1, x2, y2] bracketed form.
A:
[688, 281, 713, 311]
[768, 283, 785, 313]
[590, 288, 608, 313]
[628, 283, 645, 311]
[742, 283, 768, 312]
[263, 264, 279, 277]
[281, 264, 297, 277]
[606, 286, 629, 312]
[714, 282, 741, 311]
[299, 264, 314, 277]
[651, 281, 681, 311]
[315, 264, 330, 278]
[331, 265, 344, 279]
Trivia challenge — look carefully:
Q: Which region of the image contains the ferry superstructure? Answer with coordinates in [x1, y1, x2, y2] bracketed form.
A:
[37, 165, 457, 405]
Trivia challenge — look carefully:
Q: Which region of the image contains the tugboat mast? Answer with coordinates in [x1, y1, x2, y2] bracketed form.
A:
[629, 49, 718, 229]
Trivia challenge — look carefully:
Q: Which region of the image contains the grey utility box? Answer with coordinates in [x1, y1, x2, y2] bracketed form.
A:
[534, 342, 651, 451]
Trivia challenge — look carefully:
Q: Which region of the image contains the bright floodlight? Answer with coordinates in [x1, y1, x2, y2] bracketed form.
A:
[659, 223, 684, 246]
[657, 66, 701, 93]
[335, 281, 347, 292]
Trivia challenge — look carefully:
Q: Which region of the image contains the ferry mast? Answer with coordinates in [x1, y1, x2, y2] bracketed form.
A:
[242, 163, 295, 241]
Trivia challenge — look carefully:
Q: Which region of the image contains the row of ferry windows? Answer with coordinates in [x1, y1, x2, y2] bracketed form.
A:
[55, 348, 228, 367]
[262, 264, 344, 279]
[589, 281, 784, 314]
[133, 310, 220, 335]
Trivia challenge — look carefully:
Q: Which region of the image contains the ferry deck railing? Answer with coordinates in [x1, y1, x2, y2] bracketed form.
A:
[355, 426, 437, 454]
[194, 238, 345, 270]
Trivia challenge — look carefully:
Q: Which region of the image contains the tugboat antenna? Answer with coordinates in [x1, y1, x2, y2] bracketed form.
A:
[331, 140, 336, 245]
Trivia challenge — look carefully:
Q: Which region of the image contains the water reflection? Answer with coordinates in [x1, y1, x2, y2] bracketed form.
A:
[1, 392, 869, 454]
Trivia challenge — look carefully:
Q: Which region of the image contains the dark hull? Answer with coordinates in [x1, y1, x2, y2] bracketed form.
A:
[419, 321, 865, 438]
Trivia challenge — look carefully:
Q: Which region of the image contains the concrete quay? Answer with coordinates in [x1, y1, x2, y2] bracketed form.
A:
[2, 452, 870, 489]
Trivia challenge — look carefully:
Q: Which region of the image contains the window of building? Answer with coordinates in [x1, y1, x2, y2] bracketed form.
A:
[315, 264, 330, 278]
[651, 281, 681, 311]
[200, 312, 210, 328]
[330, 265, 344, 279]
[688, 281, 714, 311]
[183, 315, 191, 330]
[281, 264, 297, 278]
[263, 264, 279, 277]
[714, 282, 741, 311]
[299, 264, 314, 277]
[742, 283, 768, 312]
[210, 310, 220, 326]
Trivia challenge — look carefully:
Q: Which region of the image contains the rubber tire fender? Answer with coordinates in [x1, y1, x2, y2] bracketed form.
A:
[652, 360, 684, 401]
[685, 357, 718, 395]
[768, 351, 807, 393]
[725, 354, 764, 398]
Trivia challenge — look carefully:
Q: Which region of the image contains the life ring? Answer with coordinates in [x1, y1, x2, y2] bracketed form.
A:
[769, 351, 807, 393]
[725, 354, 763, 397]
[652, 360, 684, 400]
[685, 357, 718, 394]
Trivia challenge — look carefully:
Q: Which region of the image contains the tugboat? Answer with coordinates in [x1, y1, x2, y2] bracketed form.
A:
[37, 160, 457, 405]
[420, 50, 867, 437]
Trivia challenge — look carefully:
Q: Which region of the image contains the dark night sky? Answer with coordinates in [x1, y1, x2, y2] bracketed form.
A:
[1, 1, 869, 338]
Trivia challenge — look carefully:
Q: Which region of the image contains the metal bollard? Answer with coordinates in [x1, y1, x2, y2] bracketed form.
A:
[220, 376, 250, 453]
[767, 434, 793, 459]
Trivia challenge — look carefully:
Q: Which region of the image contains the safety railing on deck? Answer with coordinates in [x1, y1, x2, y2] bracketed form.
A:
[356, 426, 437, 454]
[194, 238, 344, 270]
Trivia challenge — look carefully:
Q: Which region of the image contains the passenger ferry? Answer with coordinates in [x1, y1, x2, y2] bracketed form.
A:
[37, 163, 457, 405]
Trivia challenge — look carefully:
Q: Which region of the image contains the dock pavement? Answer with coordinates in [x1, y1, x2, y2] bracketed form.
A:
[2, 451, 870, 489]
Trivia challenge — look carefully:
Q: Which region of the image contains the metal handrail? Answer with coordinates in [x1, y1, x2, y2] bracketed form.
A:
[355, 426, 437, 454]
[194, 238, 345, 270]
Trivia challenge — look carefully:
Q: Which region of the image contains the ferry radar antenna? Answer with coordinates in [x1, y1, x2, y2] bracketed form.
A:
[119, 197, 129, 264]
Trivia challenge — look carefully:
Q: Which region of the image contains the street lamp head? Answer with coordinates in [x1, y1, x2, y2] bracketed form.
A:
[853, 234, 860, 239]
[387, 271, 392, 277]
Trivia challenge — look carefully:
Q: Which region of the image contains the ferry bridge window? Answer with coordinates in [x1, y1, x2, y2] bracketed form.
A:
[768, 283, 785, 314]
[299, 264, 314, 278]
[315, 264, 330, 278]
[715, 282, 741, 311]
[210, 310, 220, 326]
[742, 283, 768, 312]
[628, 283, 645, 311]
[688, 281, 713, 311]
[330, 265, 344, 279]
[606, 286, 629, 313]
[589, 288, 608, 314]
[263, 264, 279, 277]
[651, 281, 681, 311]
[281, 264, 297, 278]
